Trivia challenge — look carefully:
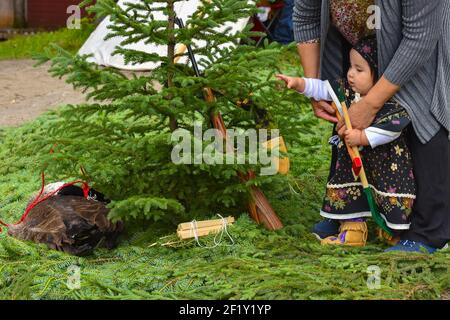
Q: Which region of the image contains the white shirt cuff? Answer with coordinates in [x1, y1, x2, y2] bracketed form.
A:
[364, 127, 401, 148]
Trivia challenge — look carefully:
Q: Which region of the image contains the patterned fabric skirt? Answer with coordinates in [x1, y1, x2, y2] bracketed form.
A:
[320, 130, 416, 231]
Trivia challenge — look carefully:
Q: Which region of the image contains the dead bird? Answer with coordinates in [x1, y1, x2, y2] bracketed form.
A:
[8, 185, 123, 256]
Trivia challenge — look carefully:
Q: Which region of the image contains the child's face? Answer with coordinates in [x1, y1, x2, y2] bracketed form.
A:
[347, 49, 374, 95]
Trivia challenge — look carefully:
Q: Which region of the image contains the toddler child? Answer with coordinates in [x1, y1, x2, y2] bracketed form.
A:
[277, 36, 416, 246]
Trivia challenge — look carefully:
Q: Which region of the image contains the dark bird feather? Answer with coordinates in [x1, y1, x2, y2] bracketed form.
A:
[8, 194, 123, 256]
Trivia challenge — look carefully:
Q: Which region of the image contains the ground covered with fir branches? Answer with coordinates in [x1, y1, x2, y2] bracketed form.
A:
[0, 96, 448, 300]
[0, 0, 448, 297]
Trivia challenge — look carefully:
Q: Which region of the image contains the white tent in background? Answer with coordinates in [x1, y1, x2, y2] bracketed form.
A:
[78, 0, 251, 71]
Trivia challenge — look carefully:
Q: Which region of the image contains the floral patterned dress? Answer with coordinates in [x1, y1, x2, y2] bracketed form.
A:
[299, 1, 416, 230]
[320, 79, 416, 230]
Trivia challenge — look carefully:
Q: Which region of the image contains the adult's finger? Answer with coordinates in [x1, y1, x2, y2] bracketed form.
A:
[336, 118, 344, 131]
[318, 100, 336, 115]
[312, 101, 338, 123]
[337, 124, 346, 138]
[315, 109, 339, 123]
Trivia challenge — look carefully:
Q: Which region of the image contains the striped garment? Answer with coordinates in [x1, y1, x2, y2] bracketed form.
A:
[293, 0, 450, 143]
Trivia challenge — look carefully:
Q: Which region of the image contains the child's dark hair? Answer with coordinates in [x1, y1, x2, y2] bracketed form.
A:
[353, 35, 378, 82]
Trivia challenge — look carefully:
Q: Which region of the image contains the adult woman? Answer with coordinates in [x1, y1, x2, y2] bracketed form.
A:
[293, 0, 450, 252]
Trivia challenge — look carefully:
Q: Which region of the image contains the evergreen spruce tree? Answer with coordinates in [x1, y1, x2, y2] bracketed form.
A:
[33, 0, 315, 226]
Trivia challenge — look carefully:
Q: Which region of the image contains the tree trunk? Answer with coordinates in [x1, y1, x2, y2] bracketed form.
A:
[13, 0, 26, 28]
[0, 0, 14, 28]
[167, 0, 178, 131]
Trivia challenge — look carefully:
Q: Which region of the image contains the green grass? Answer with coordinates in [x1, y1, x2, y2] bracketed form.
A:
[0, 22, 94, 60]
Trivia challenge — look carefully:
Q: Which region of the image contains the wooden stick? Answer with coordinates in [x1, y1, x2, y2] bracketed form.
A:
[331, 102, 362, 178]
[177, 216, 235, 231]
[177, 224, 233, 240]
[338, 101, 370, 187]
[174, 44, 187, 63]
[261, 136, 290, 175]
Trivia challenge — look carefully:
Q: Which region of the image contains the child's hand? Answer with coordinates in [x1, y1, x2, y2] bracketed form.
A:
[275, 74, 305, 92]
[344, 129, 369, 147]
[344, 129, 361, 147]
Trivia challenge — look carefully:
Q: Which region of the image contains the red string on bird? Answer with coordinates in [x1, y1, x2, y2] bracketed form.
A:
[0, 172, 90, 232]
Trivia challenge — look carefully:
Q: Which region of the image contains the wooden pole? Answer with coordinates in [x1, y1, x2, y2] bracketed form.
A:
[167, 0, 178, 131]
[339, 100, 370, 187]
[13, 0, 26, 28]
[0, 0, 14, 28]
[177, 216, 235, 231]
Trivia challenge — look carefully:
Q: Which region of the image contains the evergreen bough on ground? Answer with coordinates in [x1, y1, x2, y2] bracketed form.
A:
[0, 113, 449, 300]
[0, 0, 448, 300]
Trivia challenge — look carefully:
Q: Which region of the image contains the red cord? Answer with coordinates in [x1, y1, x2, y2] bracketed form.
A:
[0, 172, 90, 231]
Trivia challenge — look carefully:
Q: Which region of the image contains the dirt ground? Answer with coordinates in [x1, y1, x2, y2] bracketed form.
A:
[0, 59, 87, 127]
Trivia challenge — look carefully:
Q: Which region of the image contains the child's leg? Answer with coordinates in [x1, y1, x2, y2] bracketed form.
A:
[311, 219, 340, 240]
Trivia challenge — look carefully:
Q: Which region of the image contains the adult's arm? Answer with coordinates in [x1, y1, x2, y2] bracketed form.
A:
[383, 0, 442, 86]
[293, 0, 322, 44]
[293, 0, 338, 122]
[339, 0, 442, 132]
[338, 76, 401, 134]
[293, 0, 321, 78]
